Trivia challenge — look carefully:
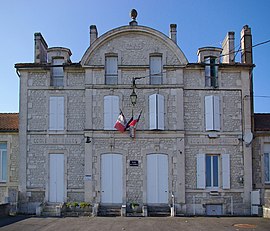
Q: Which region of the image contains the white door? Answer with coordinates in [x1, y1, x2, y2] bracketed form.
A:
[101, 154, 123, 203]
[49, 154, 64, 202]
[147, 154, 168, 203]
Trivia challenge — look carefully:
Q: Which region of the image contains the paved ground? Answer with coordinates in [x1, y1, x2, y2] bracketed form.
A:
[0, 216, 270, 231]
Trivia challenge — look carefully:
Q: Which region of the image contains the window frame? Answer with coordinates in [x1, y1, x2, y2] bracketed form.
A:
[51, 57, 64, 87]
[150, 55, 162, 85]
[206, 154, 220, 188]
[205, 56, 218, 88]
[0, 143, 7, 182]
[105, 55, 118, 85]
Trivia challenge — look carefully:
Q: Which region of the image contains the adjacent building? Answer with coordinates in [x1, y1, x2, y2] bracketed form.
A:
[15, 11, 255, 216]
[0, 113, 19, 213]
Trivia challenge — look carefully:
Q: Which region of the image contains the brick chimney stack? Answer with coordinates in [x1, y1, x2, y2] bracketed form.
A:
[90, 25, 98, 46]
[241, 25, 253, 64]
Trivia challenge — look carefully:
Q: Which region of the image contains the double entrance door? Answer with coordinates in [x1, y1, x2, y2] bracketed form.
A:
[100, 153, 168, 204]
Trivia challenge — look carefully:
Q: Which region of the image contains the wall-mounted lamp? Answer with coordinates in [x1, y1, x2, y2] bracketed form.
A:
[130, 88, 137, 106]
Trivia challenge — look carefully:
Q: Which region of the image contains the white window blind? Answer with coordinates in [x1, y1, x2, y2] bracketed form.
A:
[205, 95, 220, 131]
[149, 94, 164, 130]
[49, 96, 64, 130]
[150, 56, 162, 84]
[104, 96, 119, 130]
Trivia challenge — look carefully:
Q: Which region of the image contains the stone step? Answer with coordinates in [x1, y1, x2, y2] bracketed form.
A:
[98, 206, 121, 217]
[147, 205, 171, 217]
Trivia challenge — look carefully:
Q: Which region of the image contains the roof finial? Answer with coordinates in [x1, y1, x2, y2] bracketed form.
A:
[129, 9, 138, 26]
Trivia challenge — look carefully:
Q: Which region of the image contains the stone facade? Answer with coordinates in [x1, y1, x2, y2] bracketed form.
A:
[15, 13, 254, 216]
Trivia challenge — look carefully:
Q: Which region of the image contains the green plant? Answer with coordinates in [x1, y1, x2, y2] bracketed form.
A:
[130, 202, 139, 210]
[79, 202, 91, 208]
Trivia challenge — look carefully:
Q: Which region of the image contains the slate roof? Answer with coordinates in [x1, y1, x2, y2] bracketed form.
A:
[254, 113, 270, 131]
[0, 113, 19, 132]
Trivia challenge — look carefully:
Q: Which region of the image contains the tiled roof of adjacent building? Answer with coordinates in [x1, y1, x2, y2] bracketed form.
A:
[0, 113, 19, 132]
[254, 113, 270, 131]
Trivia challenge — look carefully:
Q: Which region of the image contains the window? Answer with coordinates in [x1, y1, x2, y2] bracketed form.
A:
[49, 96, 64, 130]
[104, 96, 119, 130]
[0, 143, 7, 182]
[205, 57, 218, 87]
[206, 155, 219, 187]
[149, 94, 164, 130]
[265, 153, 270, 183]
[51, 58, 64, 87]
[197, 154, 230, 189]
[205, 95, 220, 131]
[150, 56, 162, 84]
[105, 56, 118, 84]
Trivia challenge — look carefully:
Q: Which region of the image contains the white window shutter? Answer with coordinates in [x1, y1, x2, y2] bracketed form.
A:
[157, 94, 164, 130]
[222, 154, 230, 189]
[49, 97, 57, 130]
[197, 154, 206, 189]
[149, 94, 157, 130]
[104, 96, 119, 130]
[205, 96, 214, 131]
[213, 96, 221, 131]
[57, 97, 65, 130]
[112, 96, 119, 129]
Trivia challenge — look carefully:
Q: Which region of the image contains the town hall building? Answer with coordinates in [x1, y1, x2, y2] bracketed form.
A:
[15, 10, 255, 216]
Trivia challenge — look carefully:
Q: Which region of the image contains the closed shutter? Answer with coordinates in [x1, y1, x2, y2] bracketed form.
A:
[205, 96, 214, 131]
[197, 154, 206, 189]
[49, 97, 57, 130]
[149, 94, 157, 130]
[49, 96, 64, 130]
[157, 94, 164, 130]
[104, 96, 119, 130]
[213, 96, 220, 131]
[222, 154, 230, 189]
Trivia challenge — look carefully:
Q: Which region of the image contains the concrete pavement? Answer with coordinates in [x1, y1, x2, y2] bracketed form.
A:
[0, 216, 270, 231]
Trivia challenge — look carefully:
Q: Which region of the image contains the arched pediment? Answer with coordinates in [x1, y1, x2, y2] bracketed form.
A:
[81, 25, 188, 66]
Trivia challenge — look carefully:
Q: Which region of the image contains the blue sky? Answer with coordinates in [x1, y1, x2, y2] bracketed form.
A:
[1, 0, 270, 112]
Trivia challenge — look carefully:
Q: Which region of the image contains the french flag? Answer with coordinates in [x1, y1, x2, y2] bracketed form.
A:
[114, 111, 127, 133]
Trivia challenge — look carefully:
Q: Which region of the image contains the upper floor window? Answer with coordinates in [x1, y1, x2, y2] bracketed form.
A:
[104, 95, 119, 130]
[149, 94, 164, 130]
[0, 143, 7, 182]
[51, 58, 64, 87]
[150, 55, 162, 85]
[49, 96, 64, 130]
[205, 57, 218, 87]
[265, 152, 270, 183]
[105, 56, 118, 85]
[205, 95, 220, 131]
[197, 153, 230, 189]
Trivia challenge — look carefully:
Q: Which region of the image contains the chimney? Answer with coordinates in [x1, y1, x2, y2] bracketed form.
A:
[34, 33, 48, 63]
[170, 24, 177, 44]
[90, 25, 98, 45]
[241, 25, 253, 64]
[221, 32, 235, 64]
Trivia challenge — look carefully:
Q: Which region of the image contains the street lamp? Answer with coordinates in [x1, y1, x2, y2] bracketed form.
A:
[130, 88, 137, 106]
